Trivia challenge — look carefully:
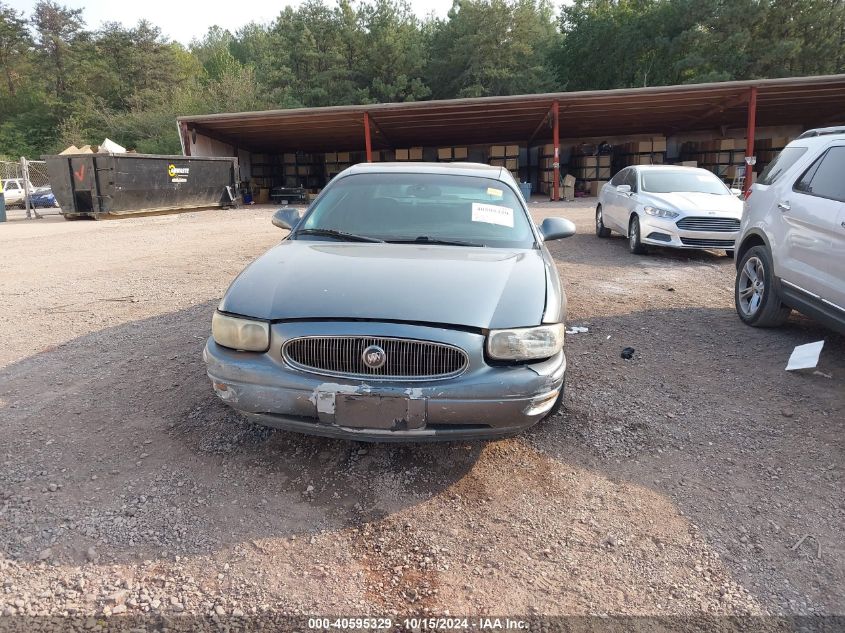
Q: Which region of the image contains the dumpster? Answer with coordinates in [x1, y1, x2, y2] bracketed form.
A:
[518, 181, 532, 201]
[43, 153, 239, 220]
[0, 191, 6, 223]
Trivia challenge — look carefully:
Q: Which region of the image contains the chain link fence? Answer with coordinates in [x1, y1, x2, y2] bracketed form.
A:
[1, 157, 58, 219]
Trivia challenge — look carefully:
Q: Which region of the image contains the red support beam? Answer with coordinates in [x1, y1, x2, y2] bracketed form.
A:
[744, 86, 758, 196]
[552, 101, 560, 202]
[363, 112, 373, 162]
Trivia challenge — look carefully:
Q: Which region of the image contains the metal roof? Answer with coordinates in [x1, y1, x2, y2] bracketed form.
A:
[177, 74, 845, 153]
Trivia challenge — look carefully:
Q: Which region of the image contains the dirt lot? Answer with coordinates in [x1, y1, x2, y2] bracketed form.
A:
[0, 201, 842, 627]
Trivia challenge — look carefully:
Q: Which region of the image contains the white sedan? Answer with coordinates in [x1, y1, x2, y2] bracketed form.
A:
[595, 165, 743, 256]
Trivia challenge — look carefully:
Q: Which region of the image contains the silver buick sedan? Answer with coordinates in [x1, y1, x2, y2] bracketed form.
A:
[596, 165, 743, 256]
[203, 162, 575, 441]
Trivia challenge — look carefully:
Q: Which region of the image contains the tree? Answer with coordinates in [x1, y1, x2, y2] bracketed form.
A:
[30, 0, 84, 97]
[0, 2, 30, 96]
[426, 0, 559, 99]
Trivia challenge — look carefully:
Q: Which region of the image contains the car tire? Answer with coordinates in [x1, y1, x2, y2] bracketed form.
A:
[595, 205, 611, 238]
[628, 215, 647, 254]
[735, 245, 791, 327]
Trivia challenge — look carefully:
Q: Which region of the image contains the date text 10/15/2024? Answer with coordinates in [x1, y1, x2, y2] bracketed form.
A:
[307, 617, 529, 630]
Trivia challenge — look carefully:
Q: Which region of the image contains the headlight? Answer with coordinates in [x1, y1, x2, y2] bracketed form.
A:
[211, 311, 270, 352]
[643, 206, 679, 219]
[486, 323, 565, 361]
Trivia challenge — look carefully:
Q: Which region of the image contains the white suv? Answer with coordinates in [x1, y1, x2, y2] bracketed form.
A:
[734, 127, 845, 334]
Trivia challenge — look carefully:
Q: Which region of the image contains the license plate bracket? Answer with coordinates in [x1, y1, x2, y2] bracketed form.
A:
[334, 394, 425, 430]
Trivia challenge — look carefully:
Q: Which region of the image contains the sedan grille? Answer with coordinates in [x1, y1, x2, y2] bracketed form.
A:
[676, 217, 741, 232]
[282, 336, 468, 380]
[680, 237, 736, 248]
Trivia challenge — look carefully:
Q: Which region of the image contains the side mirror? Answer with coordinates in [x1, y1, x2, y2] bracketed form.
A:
[730, 188, 742, 196]
[616, 184, 632, 194]
[272, 207, 301, 230]
[539, 217, 576, 241]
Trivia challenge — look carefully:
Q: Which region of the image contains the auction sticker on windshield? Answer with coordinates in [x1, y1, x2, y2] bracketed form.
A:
[471, 202, 514, 227]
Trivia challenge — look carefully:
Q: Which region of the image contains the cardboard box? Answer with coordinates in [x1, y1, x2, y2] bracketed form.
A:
[490, 145, 506, 158]
[680, 160, 698, 167]
[634, 155, 652, 165]
[454, 147, 468, 159]
[438, 147, 452, 160]
[283, 153, 296, 164]
[325, 152, 337, 163]
[506, 145, 519, 157]
[489, 158, 506, 167]
[563, 174, 576, 187]
[284, 165, 297, 176]
[598, 155, 611, 167]
[599, 167, 611, 179]
[505, 158, 518, 170]
[770, 136, 790, 149]
[562, 185, 575, 201]
[580, 156, 598, 166]
[257, 188, 270, 204]
[337, 152, 350, 162]
[297, 165, 311, 176]
[589, 180, 607, 197]
[631, 140, 652, 153]
[651, 137, 667, 152]
[541, 144, 555, 157]
[715, 138, 734, 150]
[395, 148, 409, 161]
[409, 147, 423, 160]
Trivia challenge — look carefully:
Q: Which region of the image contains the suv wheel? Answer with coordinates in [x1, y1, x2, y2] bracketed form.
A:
[595, 205, 611, 238]
[735, 245, 791, 327]
[628, 216, 647, 254]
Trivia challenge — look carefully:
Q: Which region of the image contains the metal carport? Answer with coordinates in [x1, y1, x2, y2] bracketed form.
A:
[177, 74, 845, 199]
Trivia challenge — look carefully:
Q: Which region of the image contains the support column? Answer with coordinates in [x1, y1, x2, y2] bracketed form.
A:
[363, 112, 373, 162]
[180, 122, 192, 157]
[744, 86, 757, 196]
[552, 101, 560, 202]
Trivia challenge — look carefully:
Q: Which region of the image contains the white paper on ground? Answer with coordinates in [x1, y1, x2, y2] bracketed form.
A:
[471, 202, 513, 227]
[566, 326, 589, 334]
[785, 340, 825, 371]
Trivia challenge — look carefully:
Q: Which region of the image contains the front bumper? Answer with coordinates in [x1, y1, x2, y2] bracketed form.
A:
[639, 215, 738, 250]
[203, 321, 566, 442]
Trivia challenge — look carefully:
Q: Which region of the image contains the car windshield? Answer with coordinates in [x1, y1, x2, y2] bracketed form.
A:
[296, 173, 535, 248]
[640, 170, 730, 195]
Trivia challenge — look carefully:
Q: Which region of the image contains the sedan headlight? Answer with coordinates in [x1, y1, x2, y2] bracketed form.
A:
[643, 206, 679, 219]
[211, 311, 270, 352]
[486, 323, 565, 361]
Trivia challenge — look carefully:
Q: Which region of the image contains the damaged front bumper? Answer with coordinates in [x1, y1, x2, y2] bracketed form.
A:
[202, 321, 565, 442]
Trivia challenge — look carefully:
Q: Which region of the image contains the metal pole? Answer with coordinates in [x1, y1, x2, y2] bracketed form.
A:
[744, 86, 758, 197]
[363, 113, 373, 162]
[552, 101, 560, 202]
[21, 156, 32, 219]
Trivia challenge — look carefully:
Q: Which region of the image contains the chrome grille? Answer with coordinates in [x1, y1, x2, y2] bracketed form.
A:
[680, 237, 736, 248]
[282, 336, 468, 380]
[676, 217, 741, 232]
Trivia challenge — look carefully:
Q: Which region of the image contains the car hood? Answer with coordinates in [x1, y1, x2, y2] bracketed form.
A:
[642, 192, 742, 217]
[219, 240, 548, 329]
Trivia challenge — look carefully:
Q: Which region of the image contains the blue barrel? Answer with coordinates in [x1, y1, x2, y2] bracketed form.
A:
[518, 181, 532, 201]
[0, 191, 6, 223]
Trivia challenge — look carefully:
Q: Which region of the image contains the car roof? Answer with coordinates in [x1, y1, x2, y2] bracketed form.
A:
[343, 161, 509, 180]
[631, 165, 715, 174]
[795, 126, 845, 140]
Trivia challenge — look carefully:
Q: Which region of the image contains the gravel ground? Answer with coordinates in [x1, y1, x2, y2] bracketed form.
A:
[0, 201, 842, 627]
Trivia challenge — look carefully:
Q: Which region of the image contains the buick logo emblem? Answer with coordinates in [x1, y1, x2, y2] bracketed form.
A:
[362, 345, 386, 369]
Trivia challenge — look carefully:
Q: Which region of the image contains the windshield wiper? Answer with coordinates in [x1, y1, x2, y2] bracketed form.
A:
[294, 228, 384, 243]
[386, 236, 486, 247]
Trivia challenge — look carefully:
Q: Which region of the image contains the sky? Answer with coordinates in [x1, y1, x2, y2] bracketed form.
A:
[9, 0, 456, 45]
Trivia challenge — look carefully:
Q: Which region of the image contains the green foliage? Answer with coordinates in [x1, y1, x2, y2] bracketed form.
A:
[0, 0, 842, 159]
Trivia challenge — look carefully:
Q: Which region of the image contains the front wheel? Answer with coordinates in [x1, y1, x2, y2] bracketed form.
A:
[628, 216, 647, 254]
[734, 245, 791, 327]
[596, 205, 611, 238]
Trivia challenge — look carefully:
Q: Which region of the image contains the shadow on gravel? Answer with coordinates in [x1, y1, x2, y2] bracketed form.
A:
[544, 229, 734, 268]
[0, 301, 482, 565]
[522, 305, 844, 612]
